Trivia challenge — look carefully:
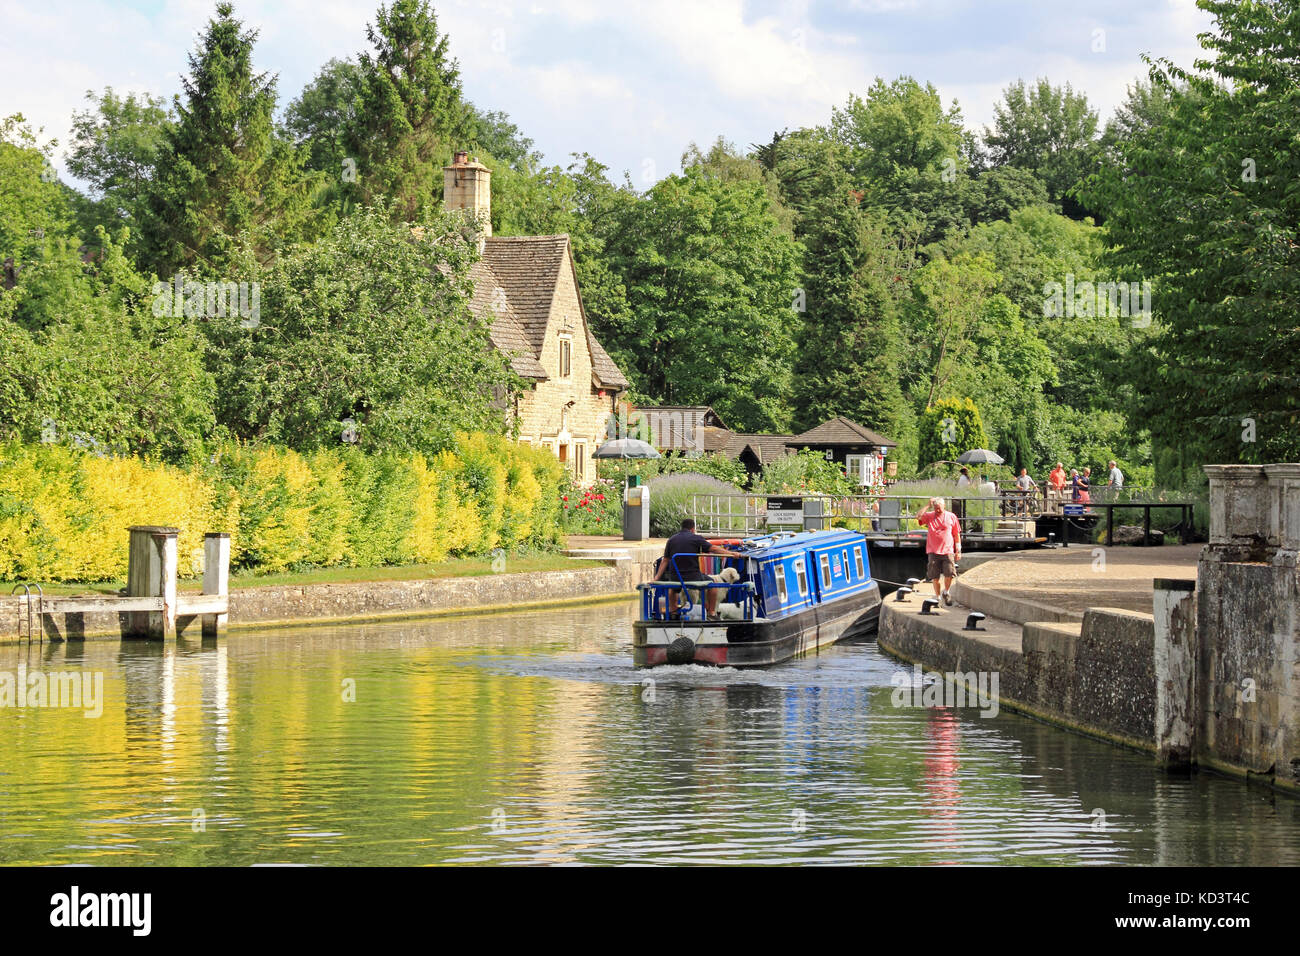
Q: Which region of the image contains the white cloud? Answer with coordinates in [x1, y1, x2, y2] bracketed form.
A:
[0, 0, 1218, 188]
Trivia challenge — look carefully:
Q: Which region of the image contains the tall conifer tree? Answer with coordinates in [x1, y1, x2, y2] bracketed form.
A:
[142, 2, 315, 277]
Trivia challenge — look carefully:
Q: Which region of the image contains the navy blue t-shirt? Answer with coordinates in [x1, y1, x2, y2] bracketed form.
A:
[661, 531, 712, 580]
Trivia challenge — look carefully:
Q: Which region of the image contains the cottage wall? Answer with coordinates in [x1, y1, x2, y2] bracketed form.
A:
[513, 245, 616, 485]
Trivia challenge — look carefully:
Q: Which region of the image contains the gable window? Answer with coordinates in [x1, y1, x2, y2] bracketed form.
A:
[558, 337, 572, 379]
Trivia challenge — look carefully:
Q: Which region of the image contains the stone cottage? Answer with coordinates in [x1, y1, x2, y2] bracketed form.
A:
[444, 151, 629, 485]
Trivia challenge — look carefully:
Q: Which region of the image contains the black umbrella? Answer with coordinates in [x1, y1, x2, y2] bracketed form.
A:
[957, 448, 1004, 466]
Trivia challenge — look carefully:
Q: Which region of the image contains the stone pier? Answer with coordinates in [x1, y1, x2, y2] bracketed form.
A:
[1195, 463, 1300, 789]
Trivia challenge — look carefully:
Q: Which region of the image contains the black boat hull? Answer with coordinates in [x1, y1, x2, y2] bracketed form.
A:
[632, 582, 881, 668]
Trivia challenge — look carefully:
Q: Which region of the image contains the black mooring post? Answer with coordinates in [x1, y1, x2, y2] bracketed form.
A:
[1144, 505, 1151, 547]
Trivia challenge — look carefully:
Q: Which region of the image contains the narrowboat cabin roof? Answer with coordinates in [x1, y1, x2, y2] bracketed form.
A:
[741, 528, 867, 556]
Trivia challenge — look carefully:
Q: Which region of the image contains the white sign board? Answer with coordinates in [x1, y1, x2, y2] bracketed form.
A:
[767, 496, 804, 526]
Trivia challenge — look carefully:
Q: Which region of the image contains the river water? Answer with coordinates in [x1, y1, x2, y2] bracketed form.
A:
[1, 600, 1296, 866]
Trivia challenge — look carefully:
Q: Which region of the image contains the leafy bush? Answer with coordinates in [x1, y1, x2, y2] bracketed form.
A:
[559, 476, 622, 535]
[646, 473, 743, 537]
[756, 448, 855, 496]
[0, 432, 569, 582]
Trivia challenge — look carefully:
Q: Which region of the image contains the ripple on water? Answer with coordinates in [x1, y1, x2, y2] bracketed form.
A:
[0, 603, 1297, 865]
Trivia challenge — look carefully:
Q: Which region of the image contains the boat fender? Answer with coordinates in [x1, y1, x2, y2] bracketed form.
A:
[666, 636, 696, 665]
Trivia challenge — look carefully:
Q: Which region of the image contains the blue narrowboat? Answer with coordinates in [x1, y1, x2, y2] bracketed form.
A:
[633, 528, 881, 668]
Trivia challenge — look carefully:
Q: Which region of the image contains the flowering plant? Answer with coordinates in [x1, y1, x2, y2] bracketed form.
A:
[559, 476, 622, 535]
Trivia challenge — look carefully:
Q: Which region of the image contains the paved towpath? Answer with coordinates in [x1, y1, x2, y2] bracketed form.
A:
[958, 544, 1200, 615]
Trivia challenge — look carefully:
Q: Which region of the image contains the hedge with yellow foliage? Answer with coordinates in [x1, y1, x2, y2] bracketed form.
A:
[0, 433, 567, 582]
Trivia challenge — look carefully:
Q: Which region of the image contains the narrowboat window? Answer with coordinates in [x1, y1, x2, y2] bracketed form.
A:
[842, 549, 851, 579]
[775, 565, 788, 603]
[794, 557, 808, 595]
[854, 547, 865, 579]
[819, 553, 831, 588]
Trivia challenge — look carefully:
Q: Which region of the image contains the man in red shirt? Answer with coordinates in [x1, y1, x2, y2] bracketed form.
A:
[917, 497, 962, 606]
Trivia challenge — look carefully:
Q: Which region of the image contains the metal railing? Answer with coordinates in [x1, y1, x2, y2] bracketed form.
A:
[689, 493, 1043, 539]
[638, 552, 755, 622]
[10, 583, 44, 644]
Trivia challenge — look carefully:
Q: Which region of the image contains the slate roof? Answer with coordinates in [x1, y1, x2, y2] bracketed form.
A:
[586, 332, 629, 391]
[477, 235, 629, 390]
[725, 433, 796, 465]
[463, 259, 547, 380]
[789, 416, 897, 448]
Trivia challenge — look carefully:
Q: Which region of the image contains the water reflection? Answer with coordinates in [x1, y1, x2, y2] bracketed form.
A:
[0, 601, 1296, 866]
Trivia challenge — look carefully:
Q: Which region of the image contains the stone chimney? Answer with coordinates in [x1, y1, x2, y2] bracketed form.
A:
[443, 150, 492, 238]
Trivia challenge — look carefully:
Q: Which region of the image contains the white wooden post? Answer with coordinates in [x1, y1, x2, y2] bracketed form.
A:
[202, 532, 231, 637]
[126, 526, 179, 638]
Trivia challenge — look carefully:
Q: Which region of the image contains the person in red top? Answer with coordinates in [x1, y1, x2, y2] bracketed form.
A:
[917, 497, 962, 606]
[1049, 463, 1067, 492]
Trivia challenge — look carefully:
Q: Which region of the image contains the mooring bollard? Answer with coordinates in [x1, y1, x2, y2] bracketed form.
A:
[202, 532, 231, 637]
[1153, 578, 1197, 771]
[126, 526, 179, 638]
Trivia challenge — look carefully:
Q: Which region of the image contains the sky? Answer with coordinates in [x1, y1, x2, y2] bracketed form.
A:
[2, 0, 1216, 189]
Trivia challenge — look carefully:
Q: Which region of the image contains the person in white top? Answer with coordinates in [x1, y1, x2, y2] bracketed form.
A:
[956, 467, 971, 488]
[1014, 468, 1037, 515]
[1108, 461, 1124, 489]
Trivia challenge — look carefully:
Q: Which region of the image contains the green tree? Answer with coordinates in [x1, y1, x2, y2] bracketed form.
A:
[66, 88, 173, 244]
[831, 77, 966, 199]
[1080, 0, 1300, 465]
[141, 2, 318, 277]
[792, 188, 905, 437]
[465, 106, 536, 170]
[281, 57, 363, 180]
[918, 398, 988, 472]
[999, 419, 1033, 474]
[902, 254, 999, 410]
[0, 119, 215, 467]
[984, 78, 1100, 217]
[203, 204, 517, 454]
[343, 0, 469, 220]
[602, 168, 803, 431]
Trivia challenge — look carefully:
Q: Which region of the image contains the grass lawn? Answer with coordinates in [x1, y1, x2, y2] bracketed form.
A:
[3, 553, 603, 596]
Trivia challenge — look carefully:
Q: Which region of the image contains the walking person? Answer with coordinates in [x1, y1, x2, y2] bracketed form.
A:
[917, 497, 962, 607]
[1107, 460, 1124, 489]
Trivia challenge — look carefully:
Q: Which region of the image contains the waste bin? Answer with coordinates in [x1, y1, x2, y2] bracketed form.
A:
[623, 479, 650, 541]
